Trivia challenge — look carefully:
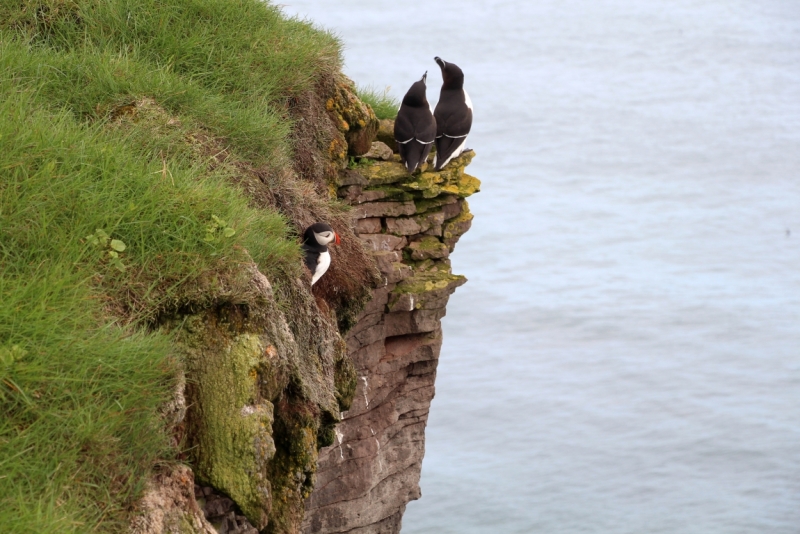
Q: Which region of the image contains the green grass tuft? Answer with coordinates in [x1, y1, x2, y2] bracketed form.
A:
[356, 85, 399, 120]
[0, 0, 346, 530]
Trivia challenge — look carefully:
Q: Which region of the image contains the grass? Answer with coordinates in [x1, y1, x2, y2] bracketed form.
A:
[0, 0, 346, 530]
[356, 85, 399, 120]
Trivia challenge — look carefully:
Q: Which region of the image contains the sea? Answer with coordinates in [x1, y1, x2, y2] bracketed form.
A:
[281, 1, 800, 532]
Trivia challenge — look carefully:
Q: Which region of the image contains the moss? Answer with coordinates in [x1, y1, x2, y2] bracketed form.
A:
[333, 336, 357, 411]
[403, 172, 445, 198]
[356, 151, 479, 202]
[407, 258, 446, 273]
[413, 195, 458, 214]
[179, 315, 280, 529]
[398, 151, 480, 199]
[366, 185, 416, 202]
[413, 236, 443, 251]
[357, 160, 410, 185]
[265, 397, 320, 534]
[405, 236, 450, 261]
[179, 514, 196, 534]
[170, 278, 344, 532]
[259, 344, 289, 402]
[388, 268, 466, 312]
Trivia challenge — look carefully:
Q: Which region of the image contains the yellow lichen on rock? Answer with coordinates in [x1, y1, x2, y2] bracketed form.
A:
[357, 160, 409, 185]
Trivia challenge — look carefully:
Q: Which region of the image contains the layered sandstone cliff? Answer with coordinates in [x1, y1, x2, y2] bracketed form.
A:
[302, 138, 478, 533]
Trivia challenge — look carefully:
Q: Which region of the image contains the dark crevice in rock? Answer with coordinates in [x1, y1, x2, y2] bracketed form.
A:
[194, 484, 259, 534]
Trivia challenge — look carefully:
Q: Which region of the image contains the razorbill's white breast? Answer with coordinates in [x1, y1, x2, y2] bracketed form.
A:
[432, 57, 473, 171]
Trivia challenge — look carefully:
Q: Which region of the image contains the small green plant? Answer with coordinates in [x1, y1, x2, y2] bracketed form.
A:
[0, 344, 26, 367]
[0, 345, 27, 402]
[347, 156, 374, 169]
[204, 214, 237, 243]
[86, 228, 127, 271]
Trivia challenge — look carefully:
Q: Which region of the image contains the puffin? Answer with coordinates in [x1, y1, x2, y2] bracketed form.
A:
[432, 57, 473, 171]
[394, 72, 437, 173]
[301, 223, 340, 286]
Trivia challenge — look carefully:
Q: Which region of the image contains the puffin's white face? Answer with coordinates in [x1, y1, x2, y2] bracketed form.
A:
[314, 230, 336, 246]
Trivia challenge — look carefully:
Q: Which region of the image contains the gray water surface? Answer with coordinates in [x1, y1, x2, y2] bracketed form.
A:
[282, 1, 800, 532]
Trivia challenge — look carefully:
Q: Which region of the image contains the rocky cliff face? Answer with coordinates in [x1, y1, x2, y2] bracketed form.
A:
[130, 98, 477, 534]
[302, 137, 478, 533]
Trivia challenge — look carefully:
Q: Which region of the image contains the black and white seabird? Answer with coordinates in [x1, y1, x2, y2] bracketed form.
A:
[302, 223, 340, 286]
[394, 72, 437, 173]
[432, 57, 473, 171]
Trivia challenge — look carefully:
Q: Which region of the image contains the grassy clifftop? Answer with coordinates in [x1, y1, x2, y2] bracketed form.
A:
[0, 1, 376, 531]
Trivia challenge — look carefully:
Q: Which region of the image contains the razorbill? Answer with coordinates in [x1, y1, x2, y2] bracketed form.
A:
[394, 72, 437, 173]
[432, 57, 473, 171]
[302, 223, 340, 286]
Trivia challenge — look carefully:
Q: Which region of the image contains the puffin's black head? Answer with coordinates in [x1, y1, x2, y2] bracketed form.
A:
[401, 72, 429, 108]
[303, 222, 340, 247]
[434, 57, 465, 90]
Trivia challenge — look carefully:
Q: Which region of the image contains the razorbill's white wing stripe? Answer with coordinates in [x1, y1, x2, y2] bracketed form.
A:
[394, 72, 437, 173]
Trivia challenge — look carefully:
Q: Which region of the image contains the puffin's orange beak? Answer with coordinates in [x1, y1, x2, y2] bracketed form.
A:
[334, 232, 341, 245]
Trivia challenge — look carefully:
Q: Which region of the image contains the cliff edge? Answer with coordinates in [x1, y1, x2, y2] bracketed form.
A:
[303, 144, 478, 533]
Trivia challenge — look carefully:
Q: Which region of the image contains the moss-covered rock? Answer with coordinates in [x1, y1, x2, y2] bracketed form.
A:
[443, 201, 474, 251]
[402, 172, 445, 199]
[405, 236, 450, 261]
[387, 268, 466, 312]
[179, 315, 281, 530]
[172, 266, 357, 533]
[326, 77, 380, 156]
[403, 152, 480, 199]
[353, 149, 478, 204]
[413, 194, 458, 215]
[356, 160, 410, 186]
[442, 172, 481, 197]
[333, 336, 357, 412]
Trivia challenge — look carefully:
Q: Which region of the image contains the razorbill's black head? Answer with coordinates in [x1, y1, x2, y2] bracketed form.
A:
[432, 57, 473, 171]
[302, 222, 340, 286]
[434, 56, 465, 90]
[394, 72, 437, 173]
[402, 72, 428, 107]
